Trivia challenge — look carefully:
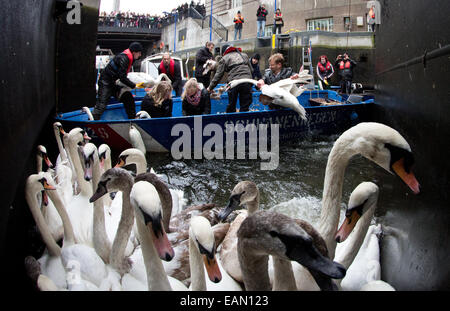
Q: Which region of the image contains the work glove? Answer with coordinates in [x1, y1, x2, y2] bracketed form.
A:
[135, 82, 146, 89]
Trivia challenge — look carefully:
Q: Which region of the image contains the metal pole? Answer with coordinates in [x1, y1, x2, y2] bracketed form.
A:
[275, 0, 277, 11]
[174, 12, 177, 52]
[209, 0, 213, 41]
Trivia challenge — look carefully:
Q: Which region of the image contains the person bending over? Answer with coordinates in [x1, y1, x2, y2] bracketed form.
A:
[207, 44, 253, 113]
[93, 42, 144, 120]
[140, 81, 173, 118]
[181, 78, 211, 116]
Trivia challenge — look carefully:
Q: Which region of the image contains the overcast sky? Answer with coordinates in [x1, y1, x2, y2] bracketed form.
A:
[99, 0, 205, 16]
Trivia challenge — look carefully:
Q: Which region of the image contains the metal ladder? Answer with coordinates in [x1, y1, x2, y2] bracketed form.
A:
[302, 40, 315, 89]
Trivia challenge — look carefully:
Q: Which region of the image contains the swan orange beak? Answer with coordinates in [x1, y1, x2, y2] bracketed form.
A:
[335, 209, 361, 243]
[203, 255, 222, 283]
[43, 155, 53, 169]
[83, 132, 91, 141]
[392, 158, 420, 194]
[148, 222, 175, 262]
[59, 127, 66, 135]
[43, 180, 56, 191]
[114, 158, 125, 168]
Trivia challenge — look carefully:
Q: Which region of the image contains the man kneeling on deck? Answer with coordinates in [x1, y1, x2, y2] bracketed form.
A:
[256, 53, 300, 110]
[207, 44, 253, 113]
[93, 42, 145, 120]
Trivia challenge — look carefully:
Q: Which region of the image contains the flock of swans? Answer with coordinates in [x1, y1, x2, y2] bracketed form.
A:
[25, 114, 420, 291]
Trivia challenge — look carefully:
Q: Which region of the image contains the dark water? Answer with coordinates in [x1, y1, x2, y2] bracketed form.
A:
[145, 133, 415, 227]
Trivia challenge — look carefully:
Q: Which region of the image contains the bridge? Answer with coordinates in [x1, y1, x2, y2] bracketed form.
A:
[97, 26, 162, 54]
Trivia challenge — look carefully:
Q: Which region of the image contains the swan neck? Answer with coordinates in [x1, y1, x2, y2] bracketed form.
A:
[238, 245, 271, 290]
[67, 139, 92, 196]
[26, 190, 61, 257]
[109, 187, 135, 274]
[54, 127, 67, 162]
[189, 234, 206, 291]
[319, 139, 354, 259]
[272, 257, 297, 290]
[246, 195, 260, 215]
[335, 203, 376, 269]
[47, 189, 76, 245]
[136, 216, 172, 290]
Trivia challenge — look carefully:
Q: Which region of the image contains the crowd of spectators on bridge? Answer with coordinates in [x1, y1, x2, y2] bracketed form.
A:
[98, 1, 206, 30]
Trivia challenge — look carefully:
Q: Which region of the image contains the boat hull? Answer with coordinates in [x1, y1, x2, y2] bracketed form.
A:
[56, 90, 374, 153]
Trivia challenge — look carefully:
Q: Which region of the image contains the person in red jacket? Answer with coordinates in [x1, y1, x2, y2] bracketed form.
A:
[158, 52, 182, 96]
[233, 11, 244, 40]
[316, 55, 334, 90]
[335, 53, 357, 94]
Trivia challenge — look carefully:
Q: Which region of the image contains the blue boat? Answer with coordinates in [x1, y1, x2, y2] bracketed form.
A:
[55, 89, 374, 153]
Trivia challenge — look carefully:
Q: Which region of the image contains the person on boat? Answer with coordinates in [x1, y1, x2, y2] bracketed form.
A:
[92, 41, 144, 120]
[195, 41, 215, 89]
[181, 78, 211, 116]
[256, 53, 300, 110]
[335, 52, 357, 94]
[158, 52, 182, 97]
[250, 53, 262, 80]
[207, 44, 253, 113]
[316, 55, 334, 90]
[140, 81, 173, 118]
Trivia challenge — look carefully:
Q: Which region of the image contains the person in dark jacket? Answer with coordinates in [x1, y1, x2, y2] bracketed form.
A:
[257, 53, 300, 110]
[158, 52, 182, 97]
[195, 41, 215, 88]
[256, 4, 268, 37]
[140, 81, 173, 118]
[207, 44, 253, 113]
[181, 78, 211, 116]
[250, 53, 262, 80]
[257, 53, 299, 86]
[335, 53, 357, 94]
[93, 41, 144, 120]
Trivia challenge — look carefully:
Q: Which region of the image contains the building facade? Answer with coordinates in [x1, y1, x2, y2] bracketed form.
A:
[206, 0, 372, 39]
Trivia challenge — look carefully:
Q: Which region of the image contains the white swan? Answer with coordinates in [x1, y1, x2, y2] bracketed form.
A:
[136, 111, 151, 119]
[81, 107, 94, 121]
[52, 122, 75, 203]
[115, 148, 186, 220]
[63, 128, 95, 247]
[333, 182, 392, 290]
[188, 216, 222, 291]
[225, 71, 312, 118]
[89, 168, 137, 276]
[36, 145, 63, 243]
[122, 177, 186, 291]
[292, 122, 421, 290]
[129, 124, 146, 155]
[26, 172, 116, 290]
[83, 143, 136, 262]
[237, 210, 346, 291]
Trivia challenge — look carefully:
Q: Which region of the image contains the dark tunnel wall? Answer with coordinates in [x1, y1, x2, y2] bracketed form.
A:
[0, 0, 99, 290]
[374, 0, 450, 290]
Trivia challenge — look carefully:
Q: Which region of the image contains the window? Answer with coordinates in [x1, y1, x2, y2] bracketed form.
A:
[231, 0, 242, 8]
[344, 17, 351, 30]
[307, 18, 333, 32]
[265, 25, 273, 37]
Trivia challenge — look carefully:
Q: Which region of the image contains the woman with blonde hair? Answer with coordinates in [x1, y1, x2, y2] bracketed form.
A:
[181, 78, 211, 116]
[140, 81, 173, 118]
